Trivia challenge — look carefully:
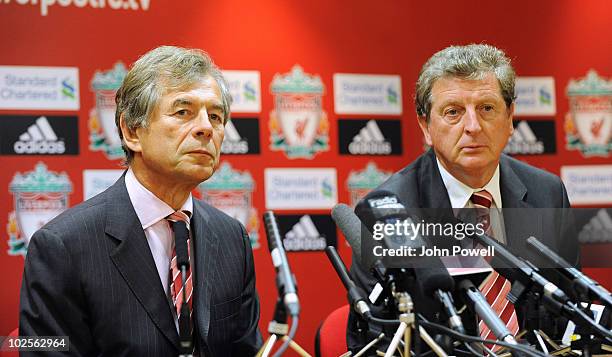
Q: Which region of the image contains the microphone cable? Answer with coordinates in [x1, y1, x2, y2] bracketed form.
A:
[271, 315, 298, 357]
[364, 314, 548, 357]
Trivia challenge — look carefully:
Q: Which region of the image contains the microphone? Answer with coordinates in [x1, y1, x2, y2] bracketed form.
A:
[263, 211, 300, 316]
[471, 231, 569, 305]
[358, 190, 438, 270]
[459, 279, 517, 345]
[415, 265, 465, 334]
[331, 203, 364, 262]
[325, 245, 372, 319]
[526, 236, 612, 308]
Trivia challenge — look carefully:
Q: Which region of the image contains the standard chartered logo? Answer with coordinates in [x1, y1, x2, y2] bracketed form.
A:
[14, 116, 65, 154]
[61, 78, 76, 99]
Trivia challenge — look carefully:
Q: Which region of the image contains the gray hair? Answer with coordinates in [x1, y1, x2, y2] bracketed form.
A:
[115, 45, 232, 164]
[415, 44, 516, 119]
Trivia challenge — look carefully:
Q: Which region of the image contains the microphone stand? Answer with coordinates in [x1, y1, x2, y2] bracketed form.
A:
[257, 297, 310, 357]
[383, 284, 448, 357]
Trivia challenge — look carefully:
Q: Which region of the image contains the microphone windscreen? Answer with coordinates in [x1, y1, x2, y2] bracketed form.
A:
[415, 262, 454, 296]
[331, 203, 363, 262]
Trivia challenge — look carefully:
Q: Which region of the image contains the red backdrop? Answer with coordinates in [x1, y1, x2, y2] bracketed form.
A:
[1, 0, 610, 354]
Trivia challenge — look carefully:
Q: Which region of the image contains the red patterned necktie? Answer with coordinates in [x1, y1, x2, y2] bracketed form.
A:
[471, 190, 519, 345]
[166, 211, 193, 324]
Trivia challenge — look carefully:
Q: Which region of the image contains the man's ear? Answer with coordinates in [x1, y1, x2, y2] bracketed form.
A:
[417, 116, 432, 146]
[507, 103, 515, 136]
[119, 114, 142, 153]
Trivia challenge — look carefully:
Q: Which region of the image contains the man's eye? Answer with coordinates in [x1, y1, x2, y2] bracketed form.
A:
[174, 109, 190, 117]
[482, 105, 494, 112]
[209, 114, 223, 122]
[445, 108, 459, 116]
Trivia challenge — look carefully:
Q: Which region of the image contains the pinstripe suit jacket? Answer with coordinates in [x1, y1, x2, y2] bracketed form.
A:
[20, 174, 262, 356]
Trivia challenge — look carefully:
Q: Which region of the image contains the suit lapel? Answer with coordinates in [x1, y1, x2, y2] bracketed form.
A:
[499, 155, 535, 251]
[192, 201, 219, 343]
[419, 149, 453, 209]
[420, 149, 453, 222]
[105, 175, 179, 349]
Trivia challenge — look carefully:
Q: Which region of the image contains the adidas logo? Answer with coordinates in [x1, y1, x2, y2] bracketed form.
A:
[14, 116, 65, 154]
[349, 120, 391, 155]
[579, 209, 612, 243]
[221, 120, 248, 154]
[283, 215, 327, 251]
[504, 121, 544, 154]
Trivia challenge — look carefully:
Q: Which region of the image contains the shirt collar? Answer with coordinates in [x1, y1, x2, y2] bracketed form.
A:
[124, 168, 193, 229]
[436, 158, 503, 209]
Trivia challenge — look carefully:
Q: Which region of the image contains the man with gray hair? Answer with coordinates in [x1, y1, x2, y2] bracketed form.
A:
[347, 44, 578, 353]
[20, 46, 262, 356]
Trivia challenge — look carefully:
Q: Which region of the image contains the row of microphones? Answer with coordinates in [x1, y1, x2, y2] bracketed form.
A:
[526, 236, 612, 308]
[329, 189, 612, 348]
[331, 202, 513, 340]
[473, 229, 612, 342]
[331, 202, 466, 335]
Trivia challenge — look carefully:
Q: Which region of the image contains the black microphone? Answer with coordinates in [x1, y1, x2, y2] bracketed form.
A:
[263, 211, 300, 316]
[527, 236, 612, 308]
[325, 245, 372, 319]
[359, 190, 435, 270]
[415, 265, 465, 334]
[459, 279, 517, 345]
[471, 231, 570, 305]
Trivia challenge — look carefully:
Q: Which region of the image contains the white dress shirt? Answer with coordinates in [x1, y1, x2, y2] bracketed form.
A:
[124, 168, 193, 330]
[436, 158, 506, 243]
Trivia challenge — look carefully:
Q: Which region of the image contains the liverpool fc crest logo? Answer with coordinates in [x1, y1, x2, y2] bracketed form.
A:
[565, 70, 612, 157]
[89, 62, 128, 160]
[269, 65, 329, 159]
[6, 162, 72, 256]
[197, 162, 260, 248]
[346, 162, 391, 207]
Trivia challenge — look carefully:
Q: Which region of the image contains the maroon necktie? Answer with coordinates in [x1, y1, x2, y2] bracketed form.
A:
[166, 211, 193, 325]
[471, 190, 519, 344]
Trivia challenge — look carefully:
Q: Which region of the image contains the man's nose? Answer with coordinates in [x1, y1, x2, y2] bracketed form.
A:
[193, 110, 213, 138]
[463, 107, 482, 134]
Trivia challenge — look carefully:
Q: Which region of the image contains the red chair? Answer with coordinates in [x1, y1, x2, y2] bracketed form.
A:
[0, 328, 19, 357]
[315, 305, 350, 357]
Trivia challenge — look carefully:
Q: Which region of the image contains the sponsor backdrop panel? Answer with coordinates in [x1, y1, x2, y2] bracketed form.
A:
[1, 0, 611, 352]
[338, 118, 403, 156]
[0, 115, 79, 155]
[504, 120, 557, 156]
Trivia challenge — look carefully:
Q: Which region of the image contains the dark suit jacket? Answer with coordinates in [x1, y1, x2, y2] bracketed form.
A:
[20, 175, 262, 356]
[347, 149, 579, 351]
